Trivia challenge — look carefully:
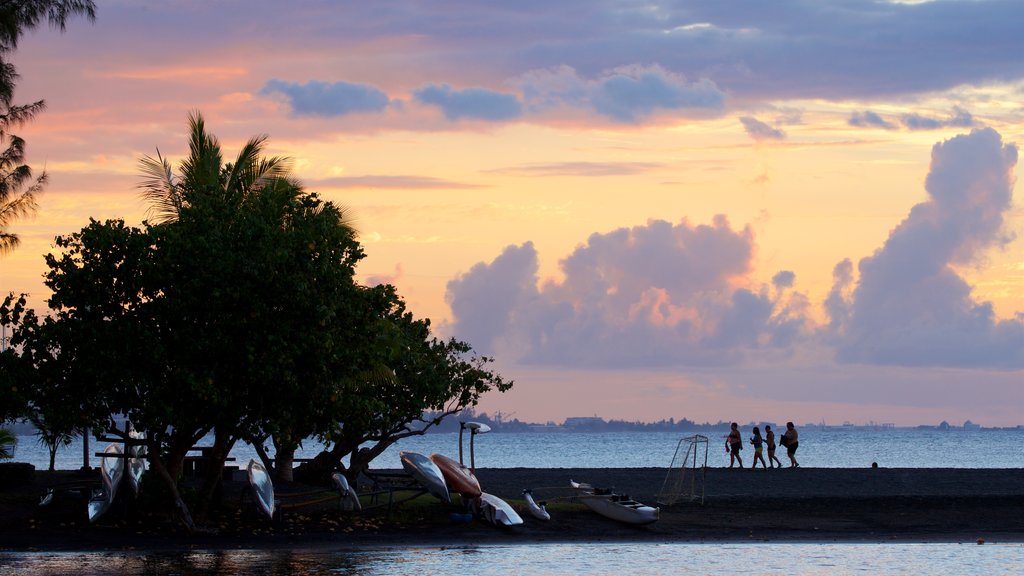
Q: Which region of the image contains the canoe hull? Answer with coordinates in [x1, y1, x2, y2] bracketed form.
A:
[478, 492, 523, 526]
[331, 472, 362, 511]
[247, 459, 276, 520]
[571, 480, 659, 525]
[429, 453, 481, 499]
[400, 451, 451, 504]
[88, 444, 125, 523]
[523, 489, 550, 521]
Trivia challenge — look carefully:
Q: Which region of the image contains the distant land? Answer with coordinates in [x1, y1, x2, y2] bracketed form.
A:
[420, 411, 1020, 434]
[8, 412, 1017, 437]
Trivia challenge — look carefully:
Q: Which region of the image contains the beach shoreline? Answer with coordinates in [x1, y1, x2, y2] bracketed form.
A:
[2, 467, 1022, 551]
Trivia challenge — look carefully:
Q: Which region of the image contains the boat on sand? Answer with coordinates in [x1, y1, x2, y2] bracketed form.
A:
[523, 489, 550, 521]
[476, 492, 523, 526]
[429, 453, 482, 499]
[126, 428, 146, 496]
[87, 443, 124, 523]
[570, 480, 659, 525]
[400, 451, 450, 504]
[331, 472, 362, 511]
[247, 459, 276, 520]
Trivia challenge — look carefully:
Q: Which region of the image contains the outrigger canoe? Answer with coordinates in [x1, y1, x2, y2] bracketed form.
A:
[126, 429, 146, 496]
[331, 472, 362, 511]
[429, 453, 482, 499]
[523, 489, 550, 521]
[87, 443, 124, 523]
[476, 492, 523, 526]
[570, 480, 659, 525]
[400, 451, 451, 504]
[247, 459, 276, 520]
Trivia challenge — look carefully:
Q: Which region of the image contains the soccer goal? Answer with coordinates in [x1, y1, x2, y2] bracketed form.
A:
[656, 434, 709, 506]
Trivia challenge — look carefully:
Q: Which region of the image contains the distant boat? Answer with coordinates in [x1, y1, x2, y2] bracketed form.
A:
[570, 480, 659, 525]
[247, 459, 276, 520]
[87, 443, 124, 523]
[400, 451, 451, 504]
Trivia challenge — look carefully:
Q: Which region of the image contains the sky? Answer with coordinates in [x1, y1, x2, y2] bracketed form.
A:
[3, 0, 1024, 427]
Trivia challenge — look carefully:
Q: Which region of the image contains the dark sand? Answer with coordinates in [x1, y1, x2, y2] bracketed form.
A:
[2, 467, 1023, 551]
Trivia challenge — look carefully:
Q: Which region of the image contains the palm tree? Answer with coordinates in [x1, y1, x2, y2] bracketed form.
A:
[0, 134, 44, 254]
[137, 111, 295, 224]
[0, 1, 96, 254]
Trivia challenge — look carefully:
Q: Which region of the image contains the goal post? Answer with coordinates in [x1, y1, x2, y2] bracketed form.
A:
[656, 434, 708, 506]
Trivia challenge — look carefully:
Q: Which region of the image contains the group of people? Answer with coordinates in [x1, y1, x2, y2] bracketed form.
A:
[726, 422, 799, 469]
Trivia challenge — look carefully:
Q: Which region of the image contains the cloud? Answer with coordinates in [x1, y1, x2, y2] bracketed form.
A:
[848, 110, 897, 130]
[589, 65, 725, 122]
[490, 161, 663, 177]
[828, 128, 1024, 368]
[740, 116, 785, 141]
[261, 79, 391, 116]
[901, 106, 976, 131]
[445, 217, 809, 367]
[515, 64, 725, 123]
[310, 175, 484, 189]
[413, 84, 523, 121]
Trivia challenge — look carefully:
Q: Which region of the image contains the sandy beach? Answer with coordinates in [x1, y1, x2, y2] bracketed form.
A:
[2, 466, 1022, 551]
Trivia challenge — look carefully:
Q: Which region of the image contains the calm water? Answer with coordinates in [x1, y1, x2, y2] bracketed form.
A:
[11, 428, 1024, 471]
[2, 543, 1023, 575]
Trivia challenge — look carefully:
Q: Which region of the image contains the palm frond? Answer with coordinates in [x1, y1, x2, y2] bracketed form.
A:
[137, 149, 182, 224]
[180, 111, 222, 193]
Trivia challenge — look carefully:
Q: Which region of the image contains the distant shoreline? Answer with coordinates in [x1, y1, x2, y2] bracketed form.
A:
[2, 467, 1022, 551]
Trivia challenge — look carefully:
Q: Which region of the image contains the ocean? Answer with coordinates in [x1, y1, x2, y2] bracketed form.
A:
[2, 543, 1023, 575]
[10, 427, 1024, 471]
[7, 428, 1023, 574]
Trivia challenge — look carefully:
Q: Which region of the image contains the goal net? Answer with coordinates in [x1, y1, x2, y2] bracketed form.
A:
[656, 434, 708, 505]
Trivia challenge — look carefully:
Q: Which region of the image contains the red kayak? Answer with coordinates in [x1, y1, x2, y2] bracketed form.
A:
[429, 453, 482, 499]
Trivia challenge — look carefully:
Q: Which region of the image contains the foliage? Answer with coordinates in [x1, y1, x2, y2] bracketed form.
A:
[0, 426, 15, 460]
[5, 112, 511, 530]
[0, 1, 95, 254]
[297, 282, 512, 484]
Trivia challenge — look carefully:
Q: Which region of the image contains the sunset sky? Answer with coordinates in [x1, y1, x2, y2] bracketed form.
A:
[3, 0, 1023, 426]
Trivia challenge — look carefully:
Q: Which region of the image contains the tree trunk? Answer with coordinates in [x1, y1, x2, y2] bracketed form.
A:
[272, 435, 296, 483]
[194, 431, 235, 521]
[48, 446, 56, 471]
[293, 443, 348, 485]
[147, 441, 196, 532]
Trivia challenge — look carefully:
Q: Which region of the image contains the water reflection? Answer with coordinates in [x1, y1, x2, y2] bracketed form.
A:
[3, 543, 1023, 576]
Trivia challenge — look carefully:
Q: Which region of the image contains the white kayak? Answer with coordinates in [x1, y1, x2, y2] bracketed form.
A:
[477, 492, 523, 526]
[247, 458, 276, 520]
[400, 451, 451, 504]
[570, 480, 659, 525]
[523, 489, 550, 521]
[331, 471, 362, 511]
[88, 443, 125, 523]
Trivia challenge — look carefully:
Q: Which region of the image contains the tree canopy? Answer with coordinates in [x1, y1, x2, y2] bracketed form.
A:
[1, 112, 511, 530]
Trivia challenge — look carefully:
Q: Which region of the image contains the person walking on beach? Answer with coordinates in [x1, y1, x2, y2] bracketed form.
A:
[765, 425, 782, 468]
[727, 422, 743, 468]
[749, 426, 767, 470]
[782, 421, 799, 468]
